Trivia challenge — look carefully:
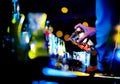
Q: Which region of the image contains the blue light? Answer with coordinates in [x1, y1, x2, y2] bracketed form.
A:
[12, 0, 18, 3]
[39, 80, 59, 84]
[11, 38, 15, 43]
[114, 49, 120, 62]
[46, 20, 50, 24]
[49, 58, 57, 68]
[11, 49, 15, 53]
[32, 80, 39, 84]
[42, 67, 77, 77]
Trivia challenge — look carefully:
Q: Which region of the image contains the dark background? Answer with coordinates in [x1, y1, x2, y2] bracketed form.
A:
[0, 0, 120, 84]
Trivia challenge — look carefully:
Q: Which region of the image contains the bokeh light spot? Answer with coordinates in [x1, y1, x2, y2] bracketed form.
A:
[82, 22, 89, 27]
[64, 34, 70, 41]
[49, 25, 54, 32]
[12, 18, 16, 24]
[61, 7, 68, 13]
[56, 30, 63, 37]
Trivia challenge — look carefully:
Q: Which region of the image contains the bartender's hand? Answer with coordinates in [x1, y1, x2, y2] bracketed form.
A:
[74, 23, 96, 43]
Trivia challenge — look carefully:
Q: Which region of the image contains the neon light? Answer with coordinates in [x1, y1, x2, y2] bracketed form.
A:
[42, 67, 77, 77]
[39, 80, 59, 84]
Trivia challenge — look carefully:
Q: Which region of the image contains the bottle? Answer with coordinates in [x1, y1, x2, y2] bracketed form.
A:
[113, 25, 120, 62]
[70, 27, 95, 52]
[111, 24, 120, 76]
[69, 27, 82, 45]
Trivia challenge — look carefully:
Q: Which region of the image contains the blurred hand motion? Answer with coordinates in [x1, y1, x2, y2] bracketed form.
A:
[74, 23, 96, 43]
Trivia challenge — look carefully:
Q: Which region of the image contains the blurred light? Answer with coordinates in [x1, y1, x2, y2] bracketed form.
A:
[61, 7, 68, 13]
[45, 20, 50, 30]
[76, 28, 81, 32]
[82, 22, 89, 26]
[77, 32, 84, 42]
[30, 43, 36, 52]
[7, 26, 10, 33]
[42, 67, 77, 77]
[28, 13, 47, 31]
[41, 13, 47, 29]
[11, 38, 15, 42]
[115, 25, 120, 44]
[32, 81, 39, 84]
[53, 50, 57, 55]
[50, 57, 57, 67]
[26, 35, 30, 43]
[72, 71, 90, 76]
[57, 39, 65, 56]
[36, 42, 43, 48]
[28, 50, 36, 59]
[114, 49, 120, 62]
[87, 39, 94, 46]
[4, 36, 10, 41]
[28, 40, 49, 59]
[46, 20, 50, 24]
[56, 30, 63, 37]
[21, 32, 30, 44]
[82, 38, 88, 43]
[32, 80, 59, 84]
[62, 41, 66, 52]
[19, 14, 25, 24]
[94, 73, 120, 79]
[2, 43, 5, 48]
[17, 14, 25, 42]
[28, 43, 36, 59]
[66, 52, 71, 58]
[64, 34, 70, 41]
[12, 0, 18, 3]
[39, 80, 59, 84]
[11, 49, 15, 53]
[49, 25, 54, 32]
[12, 18, 16, 24]
[17, 4, 20, 12]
